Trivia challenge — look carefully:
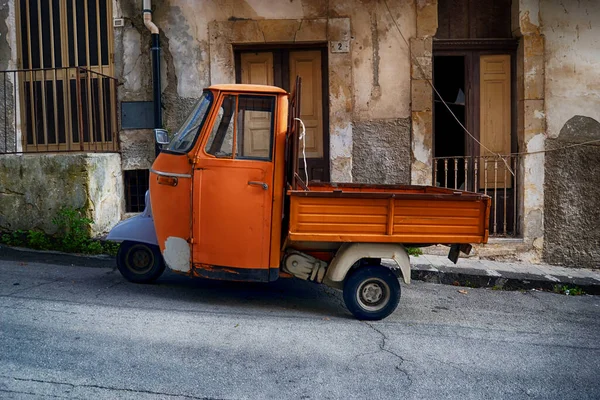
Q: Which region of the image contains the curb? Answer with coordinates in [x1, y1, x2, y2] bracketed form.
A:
[411, 263, 600, 295]
[2, 245, 599, 295]
[0, 245, 115, 269]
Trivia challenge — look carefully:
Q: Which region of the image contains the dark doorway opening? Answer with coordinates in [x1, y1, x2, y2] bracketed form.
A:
[433, 55, 466, 189]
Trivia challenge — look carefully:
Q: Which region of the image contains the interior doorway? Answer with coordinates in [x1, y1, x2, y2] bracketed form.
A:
[433, 55, 466, 189]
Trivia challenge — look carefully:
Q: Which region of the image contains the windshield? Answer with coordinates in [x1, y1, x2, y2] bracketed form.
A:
[166, 91, 213, 153]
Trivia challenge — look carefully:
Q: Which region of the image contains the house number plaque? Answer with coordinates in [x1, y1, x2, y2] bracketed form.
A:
[330, 41, 350, 53]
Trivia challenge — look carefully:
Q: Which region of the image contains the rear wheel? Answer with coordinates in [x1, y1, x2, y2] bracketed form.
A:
[117, 241, 165, 283]
[343, 265, 401, 320]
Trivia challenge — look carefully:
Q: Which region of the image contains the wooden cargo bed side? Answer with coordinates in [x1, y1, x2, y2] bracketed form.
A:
[287, 185, 491, 245]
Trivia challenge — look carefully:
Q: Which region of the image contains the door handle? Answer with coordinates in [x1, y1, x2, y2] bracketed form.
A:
[248, 181, 268, 190]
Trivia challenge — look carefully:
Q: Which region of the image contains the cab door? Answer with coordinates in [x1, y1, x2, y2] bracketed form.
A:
[192, 94, 276, 281]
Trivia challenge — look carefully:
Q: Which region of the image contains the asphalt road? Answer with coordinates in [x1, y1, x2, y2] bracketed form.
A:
[1, 256, 599, 399]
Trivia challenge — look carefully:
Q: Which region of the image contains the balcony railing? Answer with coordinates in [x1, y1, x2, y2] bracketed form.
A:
[0, 67, 118, 154]
[433, 155, 521, 237]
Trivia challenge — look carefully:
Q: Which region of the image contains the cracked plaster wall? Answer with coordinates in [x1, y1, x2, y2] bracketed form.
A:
[541, 0, 600, 140]
[116, 0, 415, 182]
[0, 0, 18, 153]
[540, 0, 600, 267]
[0, 154, 123, 237]
[511, 0, 545, 256]
[410, 1, 436, 186]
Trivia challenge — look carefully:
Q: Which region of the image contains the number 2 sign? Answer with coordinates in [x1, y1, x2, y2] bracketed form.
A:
[330, 41, 350, 53]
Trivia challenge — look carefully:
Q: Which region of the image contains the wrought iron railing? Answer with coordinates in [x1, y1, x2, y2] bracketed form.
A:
[0, 67, 118, 154]
[433, 155, 521, 237]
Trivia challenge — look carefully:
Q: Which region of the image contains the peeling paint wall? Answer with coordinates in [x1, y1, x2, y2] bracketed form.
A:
[542, 0, 600, 139]
[116, 0, 416, 182]
[0, 0, 17, 153]
[410, 1, 436, 186]
[541, 0, 600, 267]
[512, 0, 545, 257]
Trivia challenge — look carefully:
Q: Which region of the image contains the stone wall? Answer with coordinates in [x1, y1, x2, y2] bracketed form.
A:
[352, 119, 411, 184]
[544, 117, 600, 268]
[0, 154, 123, 237]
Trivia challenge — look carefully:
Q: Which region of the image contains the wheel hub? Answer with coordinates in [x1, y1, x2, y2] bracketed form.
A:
[362, 283, 383, 304]
[132, 250, 151, 269]
[356, 277, 391, 312]
[126, 245, 154, 274]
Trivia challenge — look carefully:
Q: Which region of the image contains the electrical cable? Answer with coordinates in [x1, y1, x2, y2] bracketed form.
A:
[383, 0, 515, 176]
[295, 117, 309, 186]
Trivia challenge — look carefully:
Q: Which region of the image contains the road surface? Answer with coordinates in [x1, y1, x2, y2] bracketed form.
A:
[1, 257, 599, 399]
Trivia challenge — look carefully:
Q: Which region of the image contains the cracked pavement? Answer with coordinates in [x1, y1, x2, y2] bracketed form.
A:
[1, 258, 599, 399]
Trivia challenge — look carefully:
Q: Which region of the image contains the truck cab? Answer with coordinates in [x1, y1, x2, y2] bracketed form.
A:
[150, 84, 288, 282]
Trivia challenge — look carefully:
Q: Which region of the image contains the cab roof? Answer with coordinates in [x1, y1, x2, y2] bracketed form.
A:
[208, 84, 287, 94]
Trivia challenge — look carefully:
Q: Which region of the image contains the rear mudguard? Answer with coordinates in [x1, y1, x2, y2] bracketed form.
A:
[323, 243, 411, 289]
[106, 191, 158, 246]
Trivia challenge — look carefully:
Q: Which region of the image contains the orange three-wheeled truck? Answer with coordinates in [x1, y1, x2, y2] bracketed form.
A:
[107, 79, 491, 320]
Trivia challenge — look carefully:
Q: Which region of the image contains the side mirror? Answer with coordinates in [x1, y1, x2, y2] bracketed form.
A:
[154, 129, 169, 145]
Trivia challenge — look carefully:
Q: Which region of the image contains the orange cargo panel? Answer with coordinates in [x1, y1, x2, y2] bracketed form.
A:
[287, 183, 491, 244]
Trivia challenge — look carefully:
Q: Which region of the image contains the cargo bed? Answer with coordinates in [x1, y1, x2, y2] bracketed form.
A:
[287, 183, 491, 244]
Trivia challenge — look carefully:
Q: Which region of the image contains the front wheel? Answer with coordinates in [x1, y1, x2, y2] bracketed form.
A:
[117, 241, 166, 283]
[343, 265, 401, 320]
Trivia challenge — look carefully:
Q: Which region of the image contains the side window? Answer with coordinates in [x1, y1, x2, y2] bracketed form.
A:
[205, 95, 235, 158]
[236, 96, 275, 161]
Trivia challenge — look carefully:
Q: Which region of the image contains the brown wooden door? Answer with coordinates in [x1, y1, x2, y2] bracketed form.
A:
[240, 52, 274, 158]
[238, 48, 329, 182]
[479, 54, 511, 188]
[289, 51, 324, 160]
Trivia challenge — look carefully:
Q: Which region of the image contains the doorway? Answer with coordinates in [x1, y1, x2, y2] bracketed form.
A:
[234, 47, 330, 182]
[432, 46, 518, 235]
[433, 55, 467, 189]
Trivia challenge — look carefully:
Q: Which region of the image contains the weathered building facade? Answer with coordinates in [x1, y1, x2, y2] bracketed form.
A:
[0, 0, 598, 267]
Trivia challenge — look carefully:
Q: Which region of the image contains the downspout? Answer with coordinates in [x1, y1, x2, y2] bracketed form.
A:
[143, 0, 162, 156]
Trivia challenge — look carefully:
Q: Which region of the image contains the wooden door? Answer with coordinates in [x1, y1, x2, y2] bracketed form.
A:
[479, 54, 511, 188]
[240, 53, 274, 158]
[238, 49, 329, 182]
[289, 51, 324, 160]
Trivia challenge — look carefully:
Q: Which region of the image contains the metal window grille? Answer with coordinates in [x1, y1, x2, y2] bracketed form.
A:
[125, 170, 149, 213]
[2, 0, 118, 154]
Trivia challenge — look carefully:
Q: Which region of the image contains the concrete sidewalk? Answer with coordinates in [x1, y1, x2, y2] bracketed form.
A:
[406, 253, 600, 294]
[1, 244, 599, 294]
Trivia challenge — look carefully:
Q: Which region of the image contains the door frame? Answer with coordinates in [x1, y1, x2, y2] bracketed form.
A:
[432, 39, 520, 235]
[432, 39, 519, 161]
[233, 44, 330, 182]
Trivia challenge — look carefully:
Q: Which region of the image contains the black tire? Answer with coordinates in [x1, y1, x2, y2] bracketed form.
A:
[343, 265, 401, 320]
[116, 241, 166, 283]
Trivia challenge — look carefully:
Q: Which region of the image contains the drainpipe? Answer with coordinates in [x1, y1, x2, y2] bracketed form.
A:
[143, 0, 162, 156]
